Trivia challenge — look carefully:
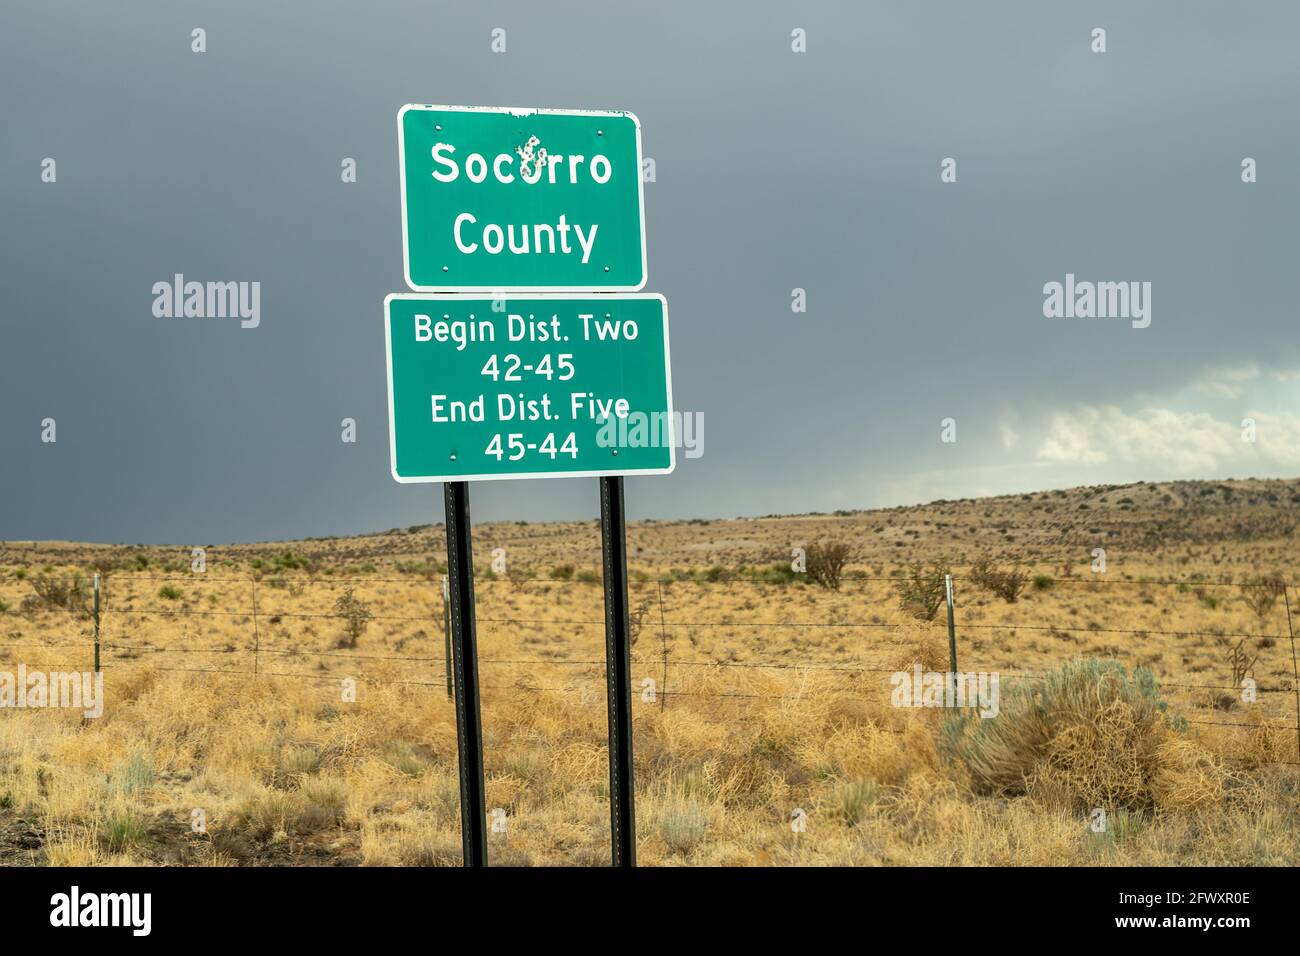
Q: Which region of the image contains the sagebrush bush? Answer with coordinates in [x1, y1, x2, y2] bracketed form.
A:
[940, 660, 1178, 812]
[656, 799, 711, 854]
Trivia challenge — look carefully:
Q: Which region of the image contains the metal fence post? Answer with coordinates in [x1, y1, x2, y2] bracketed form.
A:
[945, 573, 958, 700]
[657, 580, 668, 712]
[442, 574, 453, 699]
[93, 573, 101, 673]
[250, 575, 260, 676]
[1283, 587, 1300, 763]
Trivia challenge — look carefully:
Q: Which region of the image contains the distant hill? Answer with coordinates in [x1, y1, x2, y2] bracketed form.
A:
[3, 477, 1297, 579]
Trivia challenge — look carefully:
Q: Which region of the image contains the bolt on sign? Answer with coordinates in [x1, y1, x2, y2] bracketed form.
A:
[398, 105, 647, 292]
[384, 293, 674, 482]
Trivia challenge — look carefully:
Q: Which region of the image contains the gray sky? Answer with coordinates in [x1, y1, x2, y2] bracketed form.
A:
[2, 0, 1298, 544]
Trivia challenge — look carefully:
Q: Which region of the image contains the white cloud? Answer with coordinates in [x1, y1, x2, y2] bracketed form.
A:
[1035, 404, 1300, 473]
[862, 365, 1300, 510]
[1192, 363, 1260, 399]
[1246, 410, 1300, 468]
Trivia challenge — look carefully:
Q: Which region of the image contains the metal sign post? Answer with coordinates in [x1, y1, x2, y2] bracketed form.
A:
[441, 574, 453, 699]
[92, 573, 101, 673]
[386, 103, 671, 869]
[444, 481, 488, 866]
[599, 475, 637, 866]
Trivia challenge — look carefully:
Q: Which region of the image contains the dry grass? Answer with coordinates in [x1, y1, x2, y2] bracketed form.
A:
[0, 477, 1297, 865]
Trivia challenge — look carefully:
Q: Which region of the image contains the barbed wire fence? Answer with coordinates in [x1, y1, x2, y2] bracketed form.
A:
[1, 568, 1297, 766]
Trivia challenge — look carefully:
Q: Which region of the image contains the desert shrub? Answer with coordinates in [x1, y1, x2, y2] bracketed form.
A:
[576, 569, 600, 584]
[1241, 574, 1287, 620]
[894, 560, 950, 621]
[278, 745, 322, 778]
[755, 562, 797, 585]
[805, 541, 852, 590]
[158, 585, 182, 601]
[968, 556, 997, 591]
[992, 567, 1028, 602]
[969, 557, 1029, 602]
[1032, 574, 1054, 591]
[333, 588, 373, 648]
[1148, 738, 1255, 815]
[549, 564, 575, 580]
[505, 563, 536, 585]
[382, 741, 432, 778]
[230, 781, 347, 839]
[99, 803, 151, 851]
[656, 799, 710, 854]
[29, 574, 89, 614]
[110, 750, 156, 795]
[256, 550, 313, 573]
[891, 632, 952, 673]
[940, 660, 1177, 812]
[833, 779, 881, 826]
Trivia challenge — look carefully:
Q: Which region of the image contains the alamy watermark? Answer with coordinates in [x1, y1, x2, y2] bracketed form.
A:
[50, 886, 150, 936]
[890, 665, 1000, 718]
[1043, 273, 1150, 329]
[152, 274, 260, 329]
[595, 410, 704, 459]
[1, 666, 104, 718]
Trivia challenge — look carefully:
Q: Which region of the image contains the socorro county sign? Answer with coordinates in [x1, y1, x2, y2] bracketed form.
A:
[384, 293, 673, 482]
[398, 105, 647, 292]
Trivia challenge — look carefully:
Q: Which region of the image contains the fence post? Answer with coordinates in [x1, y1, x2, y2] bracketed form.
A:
[442, 574, 453, 699]
[93, 573, 101, 673]
[250, 575, 260, 676]
[945, 573, 958, 700]
[1283, 587, 1300, 763]
[657, 580, 668, 712]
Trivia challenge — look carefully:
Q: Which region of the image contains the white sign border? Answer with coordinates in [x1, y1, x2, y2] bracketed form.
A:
[397, 104, 649, 293]
[384, 292, 675, 484]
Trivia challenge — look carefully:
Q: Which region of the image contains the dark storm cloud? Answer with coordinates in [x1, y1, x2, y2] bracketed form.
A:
[1, 1, 1296, 543]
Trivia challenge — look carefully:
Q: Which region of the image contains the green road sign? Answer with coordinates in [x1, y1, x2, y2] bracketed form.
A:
[398, 105, 647, 292]
[385, 294, 674, 482]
